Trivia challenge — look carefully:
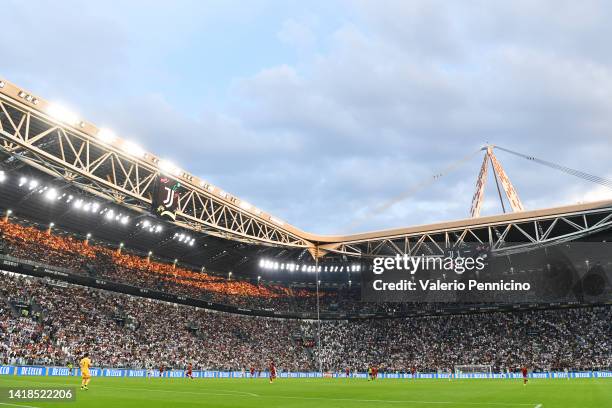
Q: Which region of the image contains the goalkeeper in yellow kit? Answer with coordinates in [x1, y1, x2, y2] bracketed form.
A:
[79, 353, 92, 390]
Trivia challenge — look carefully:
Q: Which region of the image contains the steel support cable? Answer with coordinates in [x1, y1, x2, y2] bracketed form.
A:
[495, 146, 612, 189]
[346, 148, 483, 231]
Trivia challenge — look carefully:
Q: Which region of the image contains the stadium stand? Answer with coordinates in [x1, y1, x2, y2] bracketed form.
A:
[0, 219, 323, 312]
[0, 218, 425, 316]
[1, 273, 610, 373]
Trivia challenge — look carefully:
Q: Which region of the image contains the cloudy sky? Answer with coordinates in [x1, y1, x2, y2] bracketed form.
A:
[2, 0, 611, 234]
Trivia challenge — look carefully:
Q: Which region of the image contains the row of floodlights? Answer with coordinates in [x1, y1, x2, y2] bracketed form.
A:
[6, 173, 201, 245]
[136, 219, 163, 234]
[173, 232, 196, 246]
[16, 176, 132, 225]
[8, 82, 283, 226]
[258, 259, 361, 273]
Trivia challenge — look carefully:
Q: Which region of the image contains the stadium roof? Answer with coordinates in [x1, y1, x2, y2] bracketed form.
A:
[1, 77, 612, 283]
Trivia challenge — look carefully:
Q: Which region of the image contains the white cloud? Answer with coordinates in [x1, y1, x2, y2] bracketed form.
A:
[278, 17, 318, 50]
[2, 1, 611, 234]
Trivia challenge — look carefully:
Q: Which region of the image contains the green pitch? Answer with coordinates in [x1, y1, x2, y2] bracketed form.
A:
[0, 376, 610, 408]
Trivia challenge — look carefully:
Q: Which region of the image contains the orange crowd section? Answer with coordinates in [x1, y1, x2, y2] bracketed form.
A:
[0, 219, 319, 302]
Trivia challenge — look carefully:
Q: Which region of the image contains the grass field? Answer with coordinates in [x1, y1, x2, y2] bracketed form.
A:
[0, 376, 609, 408]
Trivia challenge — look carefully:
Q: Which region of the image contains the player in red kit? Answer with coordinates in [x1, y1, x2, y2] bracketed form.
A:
[250, 366, 255, 378]
[159, 365, 165, 378]
[345, 367, 350, 378]
[186, 363, 193, 379]
[411, 366, 416, 379]
[269, 361, 277, 384]
[521, 366, 528, 385]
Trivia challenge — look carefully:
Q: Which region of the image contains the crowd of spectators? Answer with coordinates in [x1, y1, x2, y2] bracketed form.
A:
[0, 219, 322, 312]
[1, 273, 610, 373]
[0, 273, 311, 371]
[316, 307, 611, 373]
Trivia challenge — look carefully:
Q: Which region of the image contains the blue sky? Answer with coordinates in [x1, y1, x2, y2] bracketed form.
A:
[2, 0, 612, 234]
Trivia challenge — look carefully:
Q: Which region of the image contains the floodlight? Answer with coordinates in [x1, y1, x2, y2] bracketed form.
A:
[19, 177, 27, 187]
[45, 188, 58, 201]
[159, 160, 181, 176]
[73, 199, 83, 209]
[28, 179, 38, 190]
[47, 104, 79, 125]
[121, 216, 129, 225]
[0, 171, 5, 182]
[121, 141, 145, 158]
[97, 128, 117, 144]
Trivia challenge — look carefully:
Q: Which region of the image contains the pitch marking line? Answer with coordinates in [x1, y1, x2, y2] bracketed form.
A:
[0, 380, 259, 398]
[29, 382, 535, 406]
[104, 385, 261, 398]
[0, 380, 540, 406]
[272, 396, 535, 406]
[0, 403, 42, 408]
